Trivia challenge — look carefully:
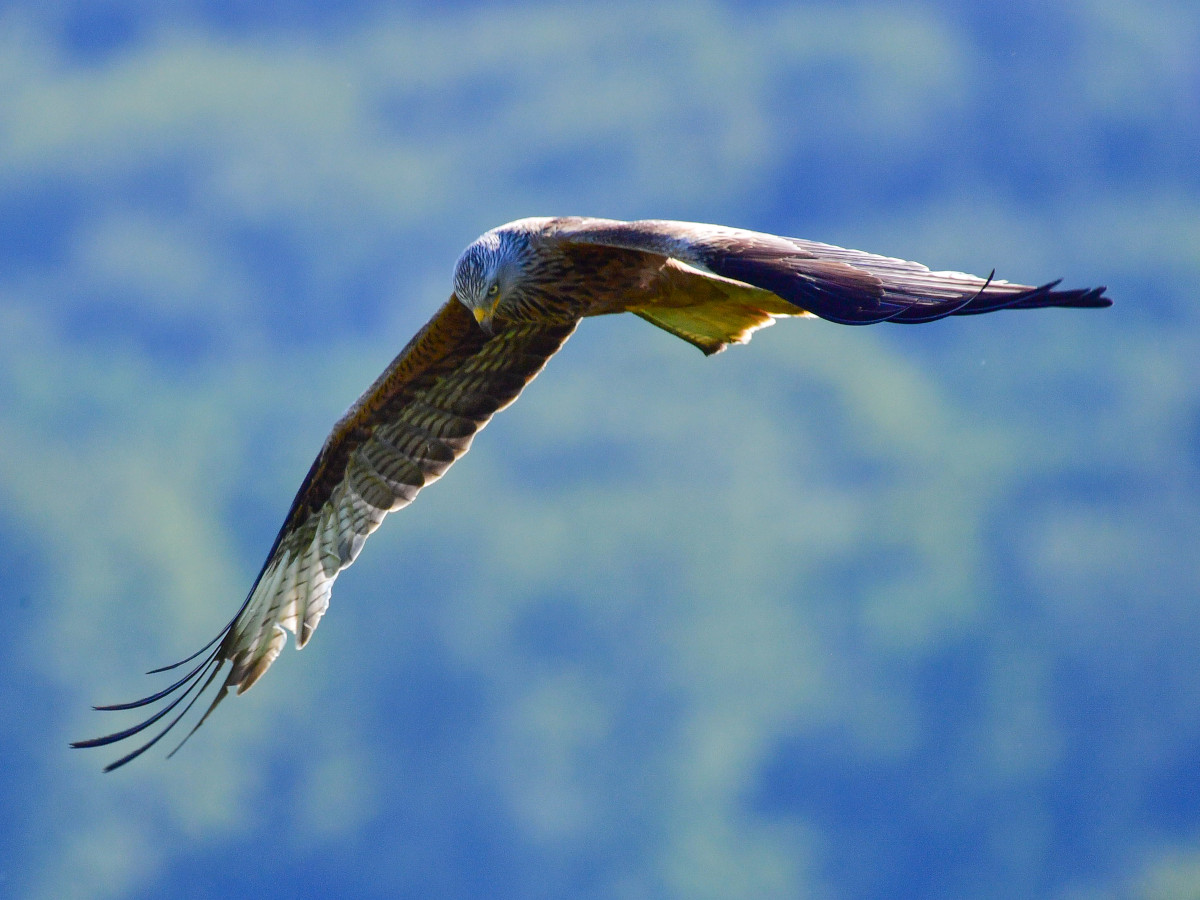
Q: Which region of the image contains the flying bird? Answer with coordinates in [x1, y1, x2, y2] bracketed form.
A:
[74, 217, 1110, 770]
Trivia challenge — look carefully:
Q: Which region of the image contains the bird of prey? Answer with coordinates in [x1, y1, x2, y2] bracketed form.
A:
[74, 216, 1110, 770]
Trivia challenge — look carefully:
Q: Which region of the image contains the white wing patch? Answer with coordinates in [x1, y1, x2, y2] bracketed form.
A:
[225, 460, 397, 694]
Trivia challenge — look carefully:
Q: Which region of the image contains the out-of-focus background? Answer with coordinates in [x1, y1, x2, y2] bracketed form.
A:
[3, 2, 1197, 897]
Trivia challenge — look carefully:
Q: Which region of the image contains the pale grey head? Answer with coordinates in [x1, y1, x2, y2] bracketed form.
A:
[453, 226, 535, 333]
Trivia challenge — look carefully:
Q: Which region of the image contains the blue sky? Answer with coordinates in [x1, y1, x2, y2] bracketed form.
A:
[2, 2, 1199, 897]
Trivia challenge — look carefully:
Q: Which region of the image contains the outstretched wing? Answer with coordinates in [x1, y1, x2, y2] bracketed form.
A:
[551, 217, 1111, 326]
[75, 297, 576, 770]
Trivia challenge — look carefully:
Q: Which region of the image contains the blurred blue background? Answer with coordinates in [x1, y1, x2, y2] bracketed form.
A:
[2, 1, 1198, 897]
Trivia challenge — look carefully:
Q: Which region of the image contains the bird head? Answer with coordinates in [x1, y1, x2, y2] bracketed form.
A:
[453, 228, 528, 333]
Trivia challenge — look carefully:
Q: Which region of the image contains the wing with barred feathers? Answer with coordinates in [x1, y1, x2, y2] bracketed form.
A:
[550, 217, 1111, 326]
[74, 297, 576, 771]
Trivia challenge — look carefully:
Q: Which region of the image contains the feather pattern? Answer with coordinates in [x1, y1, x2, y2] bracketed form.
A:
[75, 298, 575, 770]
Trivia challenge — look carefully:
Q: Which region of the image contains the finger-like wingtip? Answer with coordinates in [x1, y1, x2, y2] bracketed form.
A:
[1086, 286, 1112, 307]
[87, 655, 226, 772]
[887, 279, 1112, 324]
[72, 579, 262, 771]
[72, 617, 238, 771]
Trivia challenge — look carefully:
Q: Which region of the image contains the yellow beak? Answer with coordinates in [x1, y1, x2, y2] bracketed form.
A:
[472, 297, 501, 333]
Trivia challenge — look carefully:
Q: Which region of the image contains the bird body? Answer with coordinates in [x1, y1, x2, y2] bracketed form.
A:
[75, 217, 1110, 770]
[454, 218, 712, 328]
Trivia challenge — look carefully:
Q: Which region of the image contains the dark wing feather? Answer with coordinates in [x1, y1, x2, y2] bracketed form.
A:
[549, 218, 1111, 325]
[74, 297, 576, 770]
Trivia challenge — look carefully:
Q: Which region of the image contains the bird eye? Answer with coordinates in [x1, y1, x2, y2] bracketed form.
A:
[487, 283, 500, 297]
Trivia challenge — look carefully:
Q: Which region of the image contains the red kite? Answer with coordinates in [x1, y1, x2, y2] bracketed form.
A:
[75, 217, 1110, 770]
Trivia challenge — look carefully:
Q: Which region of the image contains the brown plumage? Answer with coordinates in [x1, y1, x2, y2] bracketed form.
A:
[74, 217, 1110, 770]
